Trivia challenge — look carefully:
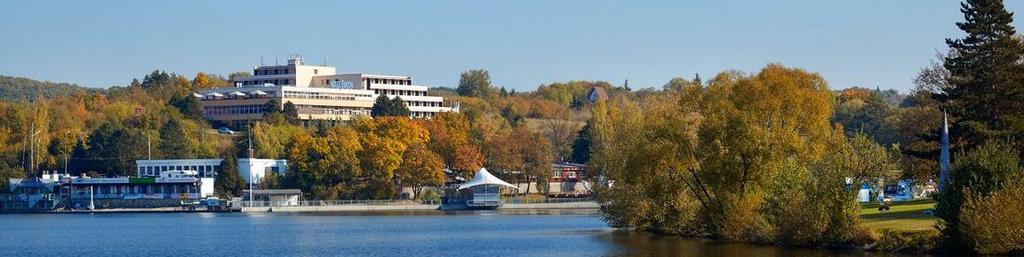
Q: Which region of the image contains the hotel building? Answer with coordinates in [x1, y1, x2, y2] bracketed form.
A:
[198, 57, 457, 127]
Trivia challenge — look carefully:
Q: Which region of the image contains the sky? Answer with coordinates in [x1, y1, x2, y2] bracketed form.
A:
[2, 1, 1023, 92]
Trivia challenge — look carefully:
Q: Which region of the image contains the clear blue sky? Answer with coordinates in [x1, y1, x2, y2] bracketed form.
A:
[2, 1, 1022, 92]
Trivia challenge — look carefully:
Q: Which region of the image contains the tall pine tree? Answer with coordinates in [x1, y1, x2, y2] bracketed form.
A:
[941, 0, 1024, 146]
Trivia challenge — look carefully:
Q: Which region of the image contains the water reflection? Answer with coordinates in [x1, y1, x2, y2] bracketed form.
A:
[598, 231, 913, 257]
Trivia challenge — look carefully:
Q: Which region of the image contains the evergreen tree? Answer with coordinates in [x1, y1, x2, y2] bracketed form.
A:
[215, 154, 247, 197]
[168, 94, 203, 120]
[84, 122, 148, 176]
[456, 69, 495, 98]
[941, 0, 1024, 146]
[158, 119, 191, 158]
[390, 97, 410, 117]
[371, 95, 410, 117]
[263, 98, 282, 115]
[283, 101, 300, 125]
[570, 122, 593, 164]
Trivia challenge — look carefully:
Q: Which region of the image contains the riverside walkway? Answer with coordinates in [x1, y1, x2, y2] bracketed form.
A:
[239, 198, 599, 213]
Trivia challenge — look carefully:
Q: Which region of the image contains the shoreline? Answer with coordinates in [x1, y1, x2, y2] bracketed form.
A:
[0, 201, 601, 215]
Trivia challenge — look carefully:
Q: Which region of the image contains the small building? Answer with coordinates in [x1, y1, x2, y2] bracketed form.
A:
[2, 177, 61, 210]
[238, 158, 288, 183]
[67, 171, 215, 204]
[587, 87, 609, 103]
[243, 189, 302, 206]
[551, 163, 586, 182]
[442, 168, 518, 210]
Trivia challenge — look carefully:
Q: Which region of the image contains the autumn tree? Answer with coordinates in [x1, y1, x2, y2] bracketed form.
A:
[395, 143, 445, 198]
[422, 112, 483, 176]
[353, 116, 429, 196]
[286, 126, 363, 200]
[595, 64, 861, 244]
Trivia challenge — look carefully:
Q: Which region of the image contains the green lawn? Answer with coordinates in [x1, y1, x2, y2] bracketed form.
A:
[860, 199, 939, 232]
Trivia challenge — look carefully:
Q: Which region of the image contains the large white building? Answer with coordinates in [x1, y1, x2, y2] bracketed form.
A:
[198, 57, 458, 127]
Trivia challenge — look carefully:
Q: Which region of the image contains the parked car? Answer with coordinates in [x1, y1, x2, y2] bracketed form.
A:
[217, 127, 235, 134]
[201, 197, 228, 211]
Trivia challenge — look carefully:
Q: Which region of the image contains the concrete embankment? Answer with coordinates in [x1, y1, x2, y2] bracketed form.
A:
[241, 201, 599, 213]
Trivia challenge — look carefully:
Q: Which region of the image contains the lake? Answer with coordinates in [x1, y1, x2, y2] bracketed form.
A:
[0, 209, 904, 257]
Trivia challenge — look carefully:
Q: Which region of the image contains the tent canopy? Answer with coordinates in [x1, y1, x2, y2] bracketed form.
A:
[458, 168, 518, 190]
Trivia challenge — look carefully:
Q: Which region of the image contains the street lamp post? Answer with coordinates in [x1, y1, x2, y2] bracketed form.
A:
[64, 131, 71, 175]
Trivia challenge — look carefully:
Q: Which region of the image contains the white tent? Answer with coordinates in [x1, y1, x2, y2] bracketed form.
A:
[207, 92, 224, 98]
[249, 90, 267, 96]
[229, 91, 247, 97]
[458, 168, 517, 190]
[192, 93, 204, 98]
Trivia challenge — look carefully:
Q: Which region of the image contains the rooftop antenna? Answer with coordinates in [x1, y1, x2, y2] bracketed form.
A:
[260, 56, 264, 66]
[275, 56, 279, 66]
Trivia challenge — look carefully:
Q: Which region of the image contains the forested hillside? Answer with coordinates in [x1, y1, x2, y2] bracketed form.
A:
[0, 76, 102, 101]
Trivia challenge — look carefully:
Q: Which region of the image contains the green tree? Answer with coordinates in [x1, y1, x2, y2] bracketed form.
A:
[84, 122, 148, 176]
[263, 98, 282, 115]
[570, 122, 592, 164]
[282, 101, 300, 125]
[158, 119, 192, 158]
[456, 69, 496, 98]
[371, 95, 410, 117]
[215, 154, 247, 197]
[167, 94, 203, 120]
[940, 0, 1024, 146]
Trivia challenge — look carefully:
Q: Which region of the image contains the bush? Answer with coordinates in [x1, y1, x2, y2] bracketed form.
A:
[935, 141, 1024, 253]
[958, 181, 1024, 255]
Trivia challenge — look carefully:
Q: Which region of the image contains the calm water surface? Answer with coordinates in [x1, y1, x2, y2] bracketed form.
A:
[0, 209, 905, 257]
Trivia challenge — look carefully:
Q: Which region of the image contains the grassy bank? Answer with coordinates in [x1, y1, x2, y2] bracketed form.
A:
[860, 199, 938, 232]
[857, 199, 940, 253]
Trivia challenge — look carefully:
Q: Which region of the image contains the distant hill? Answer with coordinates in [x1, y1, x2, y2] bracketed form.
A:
[0, 75, 101, 101]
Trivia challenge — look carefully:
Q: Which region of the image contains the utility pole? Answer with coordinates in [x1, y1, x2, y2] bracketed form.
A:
[28, 126, 41, 176]
[247, 123, 255, 207]
[29, 126, 34, 175]
[64, 131, 71, 175]
[147, 135, 152, 160]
